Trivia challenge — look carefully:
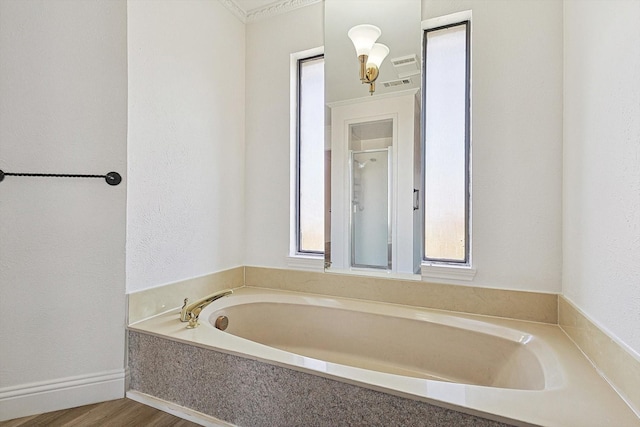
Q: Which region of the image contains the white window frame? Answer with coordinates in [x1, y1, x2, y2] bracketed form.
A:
[287, 47, 325, 271]
[421, 11, 476, 281]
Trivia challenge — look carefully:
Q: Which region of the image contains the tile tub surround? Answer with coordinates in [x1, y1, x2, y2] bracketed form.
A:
[127, 267, 244, 324]
[127, 287, 640, 427]
[559, 296, 640, 416]
[245, 266, 558, 324]
[128, 332, 516, 427]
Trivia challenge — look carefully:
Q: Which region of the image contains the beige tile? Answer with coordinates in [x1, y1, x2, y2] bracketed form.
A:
[245, 266, 558, 323]
[559, 296, 640, 414]
[128, 266, 244, 324]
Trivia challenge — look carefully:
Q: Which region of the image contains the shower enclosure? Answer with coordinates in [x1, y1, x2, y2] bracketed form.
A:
[328, 90, 421, 275]
[350, 148, 392, 269]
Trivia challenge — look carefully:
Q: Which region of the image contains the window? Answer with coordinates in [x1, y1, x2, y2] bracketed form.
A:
[423, 19, 471, 264]
[296, 54, 325, 254]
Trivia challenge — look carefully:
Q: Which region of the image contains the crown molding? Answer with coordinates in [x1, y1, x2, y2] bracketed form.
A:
[220, 0, 323, 24]
[246, 0, 322, 22]
[218, 0, 247, 23]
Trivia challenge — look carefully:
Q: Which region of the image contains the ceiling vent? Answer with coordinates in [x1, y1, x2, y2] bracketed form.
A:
[381, 78, 413, 88]
[390, 55, 417, 67]
[390, 54, 420, 78]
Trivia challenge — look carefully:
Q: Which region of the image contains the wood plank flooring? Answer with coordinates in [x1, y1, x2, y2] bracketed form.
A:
[0, 398, 201, 427]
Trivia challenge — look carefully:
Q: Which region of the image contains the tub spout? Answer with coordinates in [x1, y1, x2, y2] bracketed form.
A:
[180, 289, 233, 328]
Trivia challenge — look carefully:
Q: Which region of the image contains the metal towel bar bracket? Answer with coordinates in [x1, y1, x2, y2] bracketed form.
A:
[0, 170, 121, 186]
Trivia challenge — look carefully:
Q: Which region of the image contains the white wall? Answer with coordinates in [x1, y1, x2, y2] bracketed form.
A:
[127, 0, 246, 293]
[244, 2, 324, 267]
[246, 0, 563, 292]
[422, 0, 564, 292]
[0, 0, 127, 419]
[563, 0, 640, 355]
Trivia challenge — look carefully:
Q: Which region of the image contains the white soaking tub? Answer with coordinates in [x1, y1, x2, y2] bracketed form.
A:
[129, 287, 640, 427]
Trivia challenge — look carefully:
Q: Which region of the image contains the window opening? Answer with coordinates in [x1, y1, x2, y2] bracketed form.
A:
[297, 54, 325, 254]
[423, 21, 470, 263]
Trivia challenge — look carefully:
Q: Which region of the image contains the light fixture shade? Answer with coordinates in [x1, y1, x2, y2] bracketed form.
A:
[366, 43, 390, 68]
[348, 24, 381, 57]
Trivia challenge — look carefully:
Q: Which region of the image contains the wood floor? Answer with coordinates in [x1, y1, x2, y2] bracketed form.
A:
[0, 398, 202, 427]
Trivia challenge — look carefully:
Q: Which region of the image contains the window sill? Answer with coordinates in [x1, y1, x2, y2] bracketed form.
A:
[421, 263, 476, 281]
[327, 267, 422, 281]
[286, 255, 324, 272]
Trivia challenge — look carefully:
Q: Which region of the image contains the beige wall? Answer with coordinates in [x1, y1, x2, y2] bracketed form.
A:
[0, 0, 128, 419]
[245, 0, 563, 293]
[244, 3, 325, 266]
[127, 0, 246, 293]
[563, 0, 640, 356]
[422, 0, 564, 292]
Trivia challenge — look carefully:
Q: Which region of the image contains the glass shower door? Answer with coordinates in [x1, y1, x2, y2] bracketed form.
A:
[350, 148, 391, 269]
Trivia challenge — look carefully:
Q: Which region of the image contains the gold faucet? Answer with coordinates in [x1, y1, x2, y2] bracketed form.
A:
[179, 289, 233, 328]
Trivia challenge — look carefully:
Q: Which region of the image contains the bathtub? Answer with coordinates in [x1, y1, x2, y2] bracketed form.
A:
[128, 287, 640, 427]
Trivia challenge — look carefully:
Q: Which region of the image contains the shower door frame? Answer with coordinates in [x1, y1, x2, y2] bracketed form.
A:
[349, 147, 393, 270]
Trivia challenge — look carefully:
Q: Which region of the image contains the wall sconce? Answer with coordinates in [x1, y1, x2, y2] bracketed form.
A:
[348, 24, 389, 95]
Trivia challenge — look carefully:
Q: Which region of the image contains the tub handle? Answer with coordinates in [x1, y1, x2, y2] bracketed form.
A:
[179, 289, 234, 328]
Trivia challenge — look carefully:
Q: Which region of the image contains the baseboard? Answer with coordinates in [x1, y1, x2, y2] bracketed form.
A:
[126, 390, 234, 427]
[0, 369, 126, 422]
